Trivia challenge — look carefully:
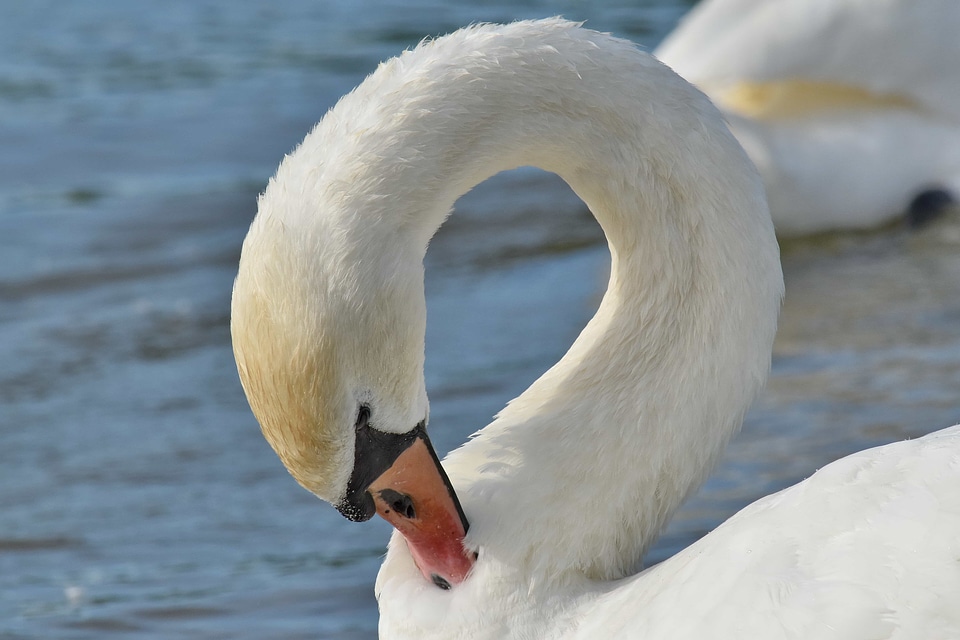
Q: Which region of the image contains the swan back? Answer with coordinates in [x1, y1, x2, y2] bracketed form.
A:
[657, 0, 960, 119]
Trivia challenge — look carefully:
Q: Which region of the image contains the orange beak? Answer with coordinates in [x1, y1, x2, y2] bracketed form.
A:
[368, 436, 475, 589]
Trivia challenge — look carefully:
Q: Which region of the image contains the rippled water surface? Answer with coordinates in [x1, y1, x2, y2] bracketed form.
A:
[3, 2, 959, 638]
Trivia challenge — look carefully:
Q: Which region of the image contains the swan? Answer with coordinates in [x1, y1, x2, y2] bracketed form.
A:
[655, 0, 960, 236]
[230, 19, 960, 639]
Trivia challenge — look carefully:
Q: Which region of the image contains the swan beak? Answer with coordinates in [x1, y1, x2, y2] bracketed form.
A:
[368, 435, 475, 589]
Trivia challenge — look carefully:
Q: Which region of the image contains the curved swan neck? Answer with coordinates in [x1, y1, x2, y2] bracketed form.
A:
[308, 21, 781, 586]
[261, 19, 781, 588]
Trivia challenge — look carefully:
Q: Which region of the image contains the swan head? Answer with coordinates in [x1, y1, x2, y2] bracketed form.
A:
[230, 168, 474, 587]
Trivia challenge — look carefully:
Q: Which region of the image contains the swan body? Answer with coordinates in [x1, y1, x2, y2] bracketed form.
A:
[230, 19, 960, 639]
[656, 0, 960, 235]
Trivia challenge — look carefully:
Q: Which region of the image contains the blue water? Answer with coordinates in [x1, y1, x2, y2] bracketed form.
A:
[3, 2, 959, 638]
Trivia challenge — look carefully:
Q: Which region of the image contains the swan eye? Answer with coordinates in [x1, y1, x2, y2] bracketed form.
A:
[355, 405, 371, 431]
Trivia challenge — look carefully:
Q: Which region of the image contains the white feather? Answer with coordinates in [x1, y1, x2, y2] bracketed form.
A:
[230, 19, 960, 639]
[656, 0, 960, 235]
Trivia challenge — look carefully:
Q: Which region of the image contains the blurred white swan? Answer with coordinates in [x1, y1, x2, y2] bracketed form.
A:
[231, 19, 960, 639]
[656, 0, 960, 235]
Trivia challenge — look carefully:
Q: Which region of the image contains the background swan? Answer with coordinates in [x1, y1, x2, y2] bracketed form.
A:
[656, 0, 960, 235]
[231, 19, 960, 639]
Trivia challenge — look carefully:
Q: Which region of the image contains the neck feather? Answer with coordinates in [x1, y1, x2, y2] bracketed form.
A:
[293, 20, 781, 586]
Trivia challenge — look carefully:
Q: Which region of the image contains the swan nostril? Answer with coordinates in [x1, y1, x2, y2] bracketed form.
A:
[378, 489, 416, 519]
[394, 497, 416, 519]
[431, 574, 451, 590]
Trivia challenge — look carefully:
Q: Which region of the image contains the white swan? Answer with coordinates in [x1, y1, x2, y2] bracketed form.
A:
[655, 0, 960, 235]
[230, 19, 960, 639]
